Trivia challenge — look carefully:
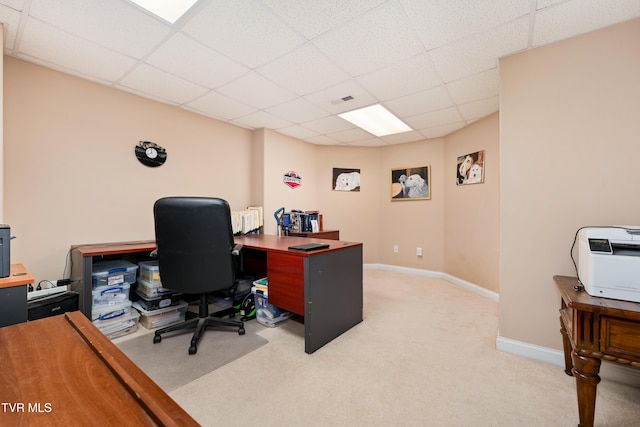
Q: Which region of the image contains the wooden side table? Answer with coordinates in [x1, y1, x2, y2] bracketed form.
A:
[0, 264, 35, 327]
[554, 275, 640, 427]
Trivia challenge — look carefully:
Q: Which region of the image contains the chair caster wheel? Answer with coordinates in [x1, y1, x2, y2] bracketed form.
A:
[189, 346, 197, 355]
[238, 327, 245, 335]
[153, 335, 161, 344]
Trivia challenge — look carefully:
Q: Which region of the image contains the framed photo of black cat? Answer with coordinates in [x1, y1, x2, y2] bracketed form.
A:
[390, 165, 430, 200]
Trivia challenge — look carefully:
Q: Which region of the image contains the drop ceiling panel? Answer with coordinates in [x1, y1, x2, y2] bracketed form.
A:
[419, 122, 467, 139]
[384, 85, 453, 118]
[262, 0, 387, 39]
[381, 130, 427, 145]
[232, 110, 293, 130]
[145, 32, 249, 89]
[256, 44, 351, 96]
[329, 127, 374, 143]
[429, 17, 529, 83]
[533, 0, 640, 47]
[404, 106, 464, 130]
[446, 68, 499, 105]
[0, 5, 22, 51]
[313, 2, 423, 77]
[355, 53, 442, 101]
[401, 0, 531, 50]
[29, 0, 170, 58]
[458, 96, 500, 121]
[180, 0, 306, 68]
[185, 90, 257, 120]
[216, 71, 297, 110]
[303, 80, 377, 114]
[275, 125, 321, 141]
[19, 18, 136, 81]
[265, 97, 332, 124]
[299, 115, 356, 134]
[118, 63, 209, 104]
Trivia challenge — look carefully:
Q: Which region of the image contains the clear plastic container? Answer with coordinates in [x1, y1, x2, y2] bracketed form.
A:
[92, 283, 130, 308]
[138, 260, 161, 286]
[92, 260, 138, 288]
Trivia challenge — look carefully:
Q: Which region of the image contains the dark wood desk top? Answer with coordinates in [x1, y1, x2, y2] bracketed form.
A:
[554, 275, 640, 320]
[0, 263, 34, 289]
[71, 240, 156, 256]
[235, 234, 361, 256]
[0, 311, 198, 426]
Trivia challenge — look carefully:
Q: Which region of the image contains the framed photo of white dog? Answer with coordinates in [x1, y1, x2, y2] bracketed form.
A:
[390, 166, 431, 200]
[333, 168, 361, 192]
[456, 150, 485, 185]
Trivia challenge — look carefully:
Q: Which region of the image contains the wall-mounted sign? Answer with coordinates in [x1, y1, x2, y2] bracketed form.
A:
[283, 171, 302, 189]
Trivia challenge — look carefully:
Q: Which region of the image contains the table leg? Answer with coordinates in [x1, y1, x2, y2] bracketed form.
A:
[571, 351, 601, 427]
[559, 316, 573, 376]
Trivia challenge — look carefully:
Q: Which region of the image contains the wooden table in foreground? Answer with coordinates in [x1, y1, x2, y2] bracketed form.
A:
[0, 311, 198, 426]
[554, 275, 640, 427]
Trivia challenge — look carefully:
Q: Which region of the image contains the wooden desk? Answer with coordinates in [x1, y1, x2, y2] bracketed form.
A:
[71, 237, 363, 353]
[0, 311, 198, 426]
[0, 263, 35, 327]
[235, 234, 363, 353]
[554, 275, 640, 427]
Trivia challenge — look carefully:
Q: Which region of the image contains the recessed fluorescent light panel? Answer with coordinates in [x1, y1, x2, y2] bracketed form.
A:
[129, 0, 198, 24]
[338, 104, 412, 137]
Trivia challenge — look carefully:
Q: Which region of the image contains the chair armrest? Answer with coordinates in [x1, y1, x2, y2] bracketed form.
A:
[232, 244, 243, 256]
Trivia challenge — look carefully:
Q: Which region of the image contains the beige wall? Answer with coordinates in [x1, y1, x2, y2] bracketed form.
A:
[444, 113, 500, 293]
[378, 139, 446, 270]
[499, 18, 640, 349]
[4, 57, 254, 282]
[316, 145, 381, 263]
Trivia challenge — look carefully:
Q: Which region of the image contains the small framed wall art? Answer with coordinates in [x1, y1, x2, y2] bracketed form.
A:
[456, 150, 485, 185]
[333, 168, 361, 192]
[391, 165, 430, 200]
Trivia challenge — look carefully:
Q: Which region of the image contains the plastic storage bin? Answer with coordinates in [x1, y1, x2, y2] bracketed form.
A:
[136, 278, 173, 298]
[92, 283, 131, 308]
[133, 300, 188, 329]
[91, 300, 132, 323]
[138, 260, 161, 286]
[134, 289, 180, 310]
[252, 288, 293, 327]
[92, 260, 138, 288]
[94, 310, 140, 339]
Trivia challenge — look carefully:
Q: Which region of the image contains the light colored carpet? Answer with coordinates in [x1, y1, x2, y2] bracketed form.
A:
[131, 270, 640, 426]
[116, 322, 268, 392]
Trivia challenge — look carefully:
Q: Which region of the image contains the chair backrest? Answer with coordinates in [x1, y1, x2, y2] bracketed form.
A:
[153, 197, 236, 294]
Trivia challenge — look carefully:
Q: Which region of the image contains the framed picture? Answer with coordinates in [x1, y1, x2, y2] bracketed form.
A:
[391, 165, 430, 200]
[456, 150, 485, 185]
[333, 168, 361, 192]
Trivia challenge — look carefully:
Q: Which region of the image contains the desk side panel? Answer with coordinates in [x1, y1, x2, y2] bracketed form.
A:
[305, 245, 363, 353]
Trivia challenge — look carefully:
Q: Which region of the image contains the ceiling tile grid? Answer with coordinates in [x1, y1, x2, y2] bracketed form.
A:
[0, 0, 638, 147]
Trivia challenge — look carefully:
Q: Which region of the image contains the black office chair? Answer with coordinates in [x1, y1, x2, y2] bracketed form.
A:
[152, 196, 245, 355]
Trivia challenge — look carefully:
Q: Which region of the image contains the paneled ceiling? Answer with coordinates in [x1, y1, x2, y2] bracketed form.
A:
[1, 0, 638, 146]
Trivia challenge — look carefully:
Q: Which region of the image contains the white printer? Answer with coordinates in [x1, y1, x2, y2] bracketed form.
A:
[578, 226, 640, 302]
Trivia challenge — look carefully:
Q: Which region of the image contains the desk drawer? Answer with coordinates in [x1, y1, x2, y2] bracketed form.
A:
[267, 253, 304, 315]
[601, 316, 640, 360]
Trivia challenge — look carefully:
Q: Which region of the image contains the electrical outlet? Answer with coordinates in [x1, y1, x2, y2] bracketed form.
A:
[417, 247, 423, 256]
[393, 245, 399, 253]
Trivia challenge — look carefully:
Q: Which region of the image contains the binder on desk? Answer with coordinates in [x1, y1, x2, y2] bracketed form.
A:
[288, 243, 330, 251]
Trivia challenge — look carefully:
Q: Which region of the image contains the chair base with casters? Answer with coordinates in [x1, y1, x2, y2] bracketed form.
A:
[153, 294, 245, 355]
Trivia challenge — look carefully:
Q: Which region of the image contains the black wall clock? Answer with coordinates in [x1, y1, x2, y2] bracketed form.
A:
[135, 141, 167, 167]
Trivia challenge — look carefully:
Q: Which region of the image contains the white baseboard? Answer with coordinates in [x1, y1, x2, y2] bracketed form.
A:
[364, 263, 499, 302]
[366, 264, 640, 387]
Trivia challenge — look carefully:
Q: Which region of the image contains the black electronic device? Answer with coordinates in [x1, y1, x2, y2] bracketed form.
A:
[288, 243, 330, 251]
[27, 291, 79, 321]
